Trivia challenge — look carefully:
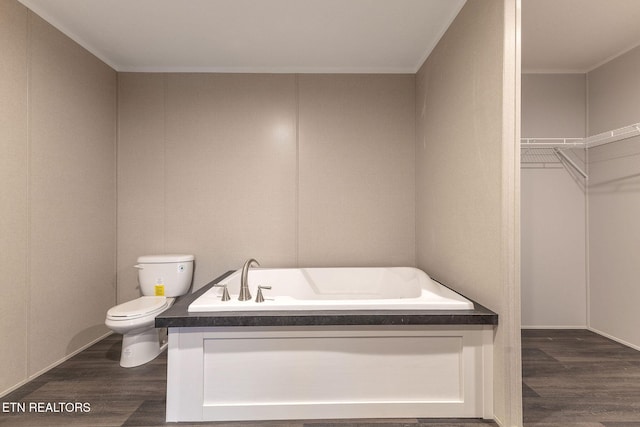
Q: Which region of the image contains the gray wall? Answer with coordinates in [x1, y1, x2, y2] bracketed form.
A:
[588, 45, 640, 349]
[117, 73, 416, 301]
[0, 0, 116, 396]
[588, 45, 640, 135]
[520, 74, 587, 328]
[522, 74, 586, 138]
[297, 75, 416, 267]
[416, 0, 521, 424]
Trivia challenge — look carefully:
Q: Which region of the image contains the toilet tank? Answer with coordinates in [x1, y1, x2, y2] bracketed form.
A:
[135, 254, 194, 297]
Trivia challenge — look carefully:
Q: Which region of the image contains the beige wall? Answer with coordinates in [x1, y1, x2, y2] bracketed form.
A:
[521, 74, 586, 138]
[0, 0, 29, 396]
[117, 73, 416, 299]
[0, 1, 116, 396]
[298, 75, 415, 267]
[521, 168, 586, 327]
[588, 46, 640, 135]
[520, 74, 587, 328]
[589, 136, 640, 349]
[117, 74, 166, 303]
[117, 73, 298, 301]
[587, 46, 640, 349]
[416, 0, 521, 424]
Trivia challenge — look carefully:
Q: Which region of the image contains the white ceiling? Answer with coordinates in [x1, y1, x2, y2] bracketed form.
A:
[523, 0, 640, 73]
[18, 0, 466, 73]
[18, 0, 640, 74]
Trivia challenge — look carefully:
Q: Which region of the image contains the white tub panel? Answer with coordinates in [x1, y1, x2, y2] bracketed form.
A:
[166, 326, 493, 422]
[203, 336, 462, 405]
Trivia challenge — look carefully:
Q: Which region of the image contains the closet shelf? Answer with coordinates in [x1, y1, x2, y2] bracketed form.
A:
[520, 138, 584, 148]
[520, 123, 640, 178]
[520, 122, 640, 149]
[521, 138, 587, 178]
[583, 123, 640, 148]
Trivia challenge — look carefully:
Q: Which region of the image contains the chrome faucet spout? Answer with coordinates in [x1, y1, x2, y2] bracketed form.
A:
[239, 258, 260, 301]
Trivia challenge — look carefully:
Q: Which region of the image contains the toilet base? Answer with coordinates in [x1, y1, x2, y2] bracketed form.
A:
[120, 327, 167, 368]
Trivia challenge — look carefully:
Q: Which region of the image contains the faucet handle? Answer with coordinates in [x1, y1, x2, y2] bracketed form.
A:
[213, 283, 230, 301]
[255, 285, 272, 303]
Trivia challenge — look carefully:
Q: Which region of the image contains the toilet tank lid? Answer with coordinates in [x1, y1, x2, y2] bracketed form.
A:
[137, 254, 194, 263]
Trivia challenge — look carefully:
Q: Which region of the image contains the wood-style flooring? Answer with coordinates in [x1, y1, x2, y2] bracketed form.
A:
[522, 329, 640, 426]
[1, 329, 639, 426]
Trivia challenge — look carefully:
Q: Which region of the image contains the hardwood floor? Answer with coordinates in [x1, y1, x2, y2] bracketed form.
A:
[1, 329, 639, 426]
[522, 329, 640, 426]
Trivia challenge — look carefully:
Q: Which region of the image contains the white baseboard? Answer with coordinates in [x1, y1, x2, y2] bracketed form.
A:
[521, 325, 587, 329]
[588, 327, 640, 351]
[521, 326, 640, 351]
[0, 331, 113, 398]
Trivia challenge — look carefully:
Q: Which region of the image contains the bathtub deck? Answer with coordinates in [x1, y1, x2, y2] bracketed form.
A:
[156, 271, 498, 328]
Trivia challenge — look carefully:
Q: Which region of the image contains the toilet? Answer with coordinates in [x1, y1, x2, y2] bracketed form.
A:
[105, 254, 194, 367]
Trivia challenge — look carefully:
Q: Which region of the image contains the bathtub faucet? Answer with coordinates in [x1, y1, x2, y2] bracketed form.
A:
[239, 258, 260, 301]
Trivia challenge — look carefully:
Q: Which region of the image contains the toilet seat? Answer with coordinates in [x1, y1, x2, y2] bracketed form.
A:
[107, 296, 169, 320]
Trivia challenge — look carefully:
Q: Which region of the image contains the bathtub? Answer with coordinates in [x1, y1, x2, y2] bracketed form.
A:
[188, 267, 473, 312]
[160, 267, 495, 422]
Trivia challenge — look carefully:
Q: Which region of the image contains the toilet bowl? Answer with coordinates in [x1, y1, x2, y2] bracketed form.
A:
[106, 296, 173, 367]
[106, 254, 194, 367]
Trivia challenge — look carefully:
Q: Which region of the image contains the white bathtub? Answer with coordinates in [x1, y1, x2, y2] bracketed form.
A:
[188, 267, 473, 312]
[165, 267, 494, 422]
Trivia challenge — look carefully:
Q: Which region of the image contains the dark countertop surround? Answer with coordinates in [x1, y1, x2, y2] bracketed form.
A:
[156, 271, 498, 328]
